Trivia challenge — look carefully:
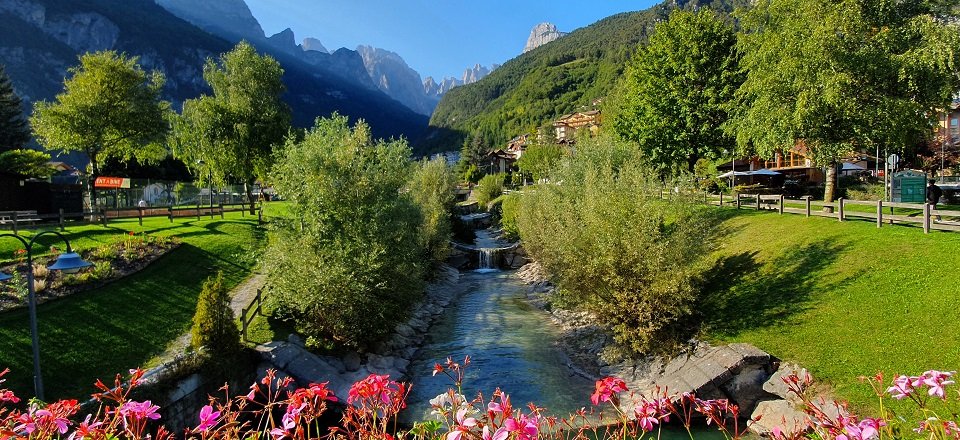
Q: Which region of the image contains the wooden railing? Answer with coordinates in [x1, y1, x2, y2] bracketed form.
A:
[701, 192, 960, 234]
[239, 288, 264, 343]
[0, 202, 264, 233]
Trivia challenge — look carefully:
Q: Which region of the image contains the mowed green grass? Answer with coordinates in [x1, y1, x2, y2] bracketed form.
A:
[0, 210, 268, 399]
[702, 210, 960, 412]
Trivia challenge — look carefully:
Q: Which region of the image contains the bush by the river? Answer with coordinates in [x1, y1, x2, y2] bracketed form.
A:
[406, 157, 457, 272]
[264, 116, 425, 349]
[516, 135, 719, 357]
[474, 173, 505, 209]
[190, 272, 239, 356]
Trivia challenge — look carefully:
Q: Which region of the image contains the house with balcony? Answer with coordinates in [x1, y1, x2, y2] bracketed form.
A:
[553, 110, 601, 142]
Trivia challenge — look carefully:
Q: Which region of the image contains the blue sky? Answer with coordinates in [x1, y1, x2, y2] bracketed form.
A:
[245, 0, 658, 81]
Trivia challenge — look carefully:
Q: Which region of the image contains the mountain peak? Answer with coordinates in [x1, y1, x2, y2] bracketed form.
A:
[523, 22, 566, 53]
[301, 37, 327, 53]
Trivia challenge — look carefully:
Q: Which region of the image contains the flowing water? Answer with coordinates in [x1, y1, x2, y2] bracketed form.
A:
[403, 269, 595, 420]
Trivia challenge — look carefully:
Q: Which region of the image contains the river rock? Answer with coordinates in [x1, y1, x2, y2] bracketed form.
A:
[763, 363, 807, 403]
[395, 323, 416, 338]
[649, 343, 773, 404]
[367, 354, 398, 371]
[721, 364, 773, 413]
[749, 400, 810, 436]
[343, 352, 362, 372]
[393, 357, 410, 372]
[408, 317, 429, 332]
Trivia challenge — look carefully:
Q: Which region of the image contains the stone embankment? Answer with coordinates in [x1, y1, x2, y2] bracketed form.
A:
[515, 262, 830, 436]
[255, 265, 463, 400]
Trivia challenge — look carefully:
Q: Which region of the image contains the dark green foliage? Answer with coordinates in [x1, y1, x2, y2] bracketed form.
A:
[0, 65, 30, 152]
[474, 173, 505, 209]
[454, 134, 490, 183]
[422, 0, 745, 153]
[190, 272, 240, 356]
[516, 135, 718, 356]
[611, 9, 741, 174]
[265, 115, 424, 349]
[0, 149, 53, 178]
[406, 157, 457, 271]
[516, 142, 566, 183]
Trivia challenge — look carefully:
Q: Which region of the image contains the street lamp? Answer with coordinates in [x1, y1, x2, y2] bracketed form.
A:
[0, 231, 92, 400]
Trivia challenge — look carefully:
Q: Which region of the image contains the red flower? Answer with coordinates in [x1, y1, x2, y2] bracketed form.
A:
[591, 376, 628, 405]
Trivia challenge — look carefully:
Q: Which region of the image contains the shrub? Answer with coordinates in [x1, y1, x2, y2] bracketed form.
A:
[90, 261, 113, 280]
[474, 173, 505, 209]
[499, 193, 522, 240]
[265, 116, 424, 349]
[190, 272, 240, 355]
[406, 157, 456, 271]
[517, 136, 718, 356]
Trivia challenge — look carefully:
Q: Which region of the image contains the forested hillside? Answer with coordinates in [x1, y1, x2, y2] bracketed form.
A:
[420, 0, 744, 153]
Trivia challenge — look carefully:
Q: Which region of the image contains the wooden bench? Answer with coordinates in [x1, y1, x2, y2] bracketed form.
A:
[0, 210, 42, 225]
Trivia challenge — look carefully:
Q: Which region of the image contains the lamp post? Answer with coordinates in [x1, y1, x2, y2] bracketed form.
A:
[0, 231, 92, 400]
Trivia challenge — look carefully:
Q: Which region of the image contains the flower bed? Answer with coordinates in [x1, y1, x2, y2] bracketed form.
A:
[0, 233, 181, 312]
[0, 357, 955, 440]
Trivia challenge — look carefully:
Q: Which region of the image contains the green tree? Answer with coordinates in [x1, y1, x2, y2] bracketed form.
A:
[0, 149, 53, 178]
[265, 115, 424, 348]
[190, 272, 240, 356]
[455, 133, 490, 182]
[612, 9, 741, 174]
[730, 0, 960, 202]
[406, 157, 456, 271]
[0, 65, 30, 152]
[30, 51, 170, 207]
[171, 41, 291, 214]
[516, 142, 566, 183]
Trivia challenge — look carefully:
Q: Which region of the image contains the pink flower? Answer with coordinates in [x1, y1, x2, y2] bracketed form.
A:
[483, 426, 510, 440]
[634, 398, 668, 432]
[590, 377, 628, 405]
[921, 370, 955, 399]
[886, 375, 914, 399]
[838, 418, 885, 440]
[119, 400, 161, 421]
[447, 408, 478, 440]
[196, 405, 221, 432]
[246, 383, 259, 401]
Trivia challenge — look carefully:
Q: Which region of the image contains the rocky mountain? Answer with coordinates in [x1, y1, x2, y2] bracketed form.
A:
[0, 0, 428, 161]
[357, 45, 437, 116]
[301, 37, 327, 54]
[422, 63, 499, 100]
[154, 0, 263, 43]
[523, 22, 567, 53]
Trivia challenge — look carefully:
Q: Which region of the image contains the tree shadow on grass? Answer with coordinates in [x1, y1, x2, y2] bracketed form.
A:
[700, 239, 856, 337]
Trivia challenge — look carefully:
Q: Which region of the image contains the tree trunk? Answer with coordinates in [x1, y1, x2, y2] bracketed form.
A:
[823, 161, 838, 205]
[245, 180, 257, 215]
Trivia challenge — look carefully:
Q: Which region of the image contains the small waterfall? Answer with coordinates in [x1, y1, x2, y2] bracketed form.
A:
[475, 248, 499, 273]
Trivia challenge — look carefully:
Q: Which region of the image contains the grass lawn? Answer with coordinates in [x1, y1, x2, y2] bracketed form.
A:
[702, 209, 960, 413]
[0, 208, 272, 399]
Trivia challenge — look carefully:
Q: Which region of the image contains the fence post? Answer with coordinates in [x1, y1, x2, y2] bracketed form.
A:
[704, 190, 708, 205]
[168, 206, 173, 223]
[735, 192, 741, 209]
[11, 212, 18, 235]
[241, 202, 245, 216]
[718, 192, 723, 207]
[58, 208, 65, 232]
[779, 194, 784, 215]
[100, 209, 107, 227]
[196, 200, 201, 221]
[258, 206, 263, 224]
[924, 203, 931, 234]
[805, 196, 811, 217]
[838, 198, 845, 222]
[138, 207, 143, 226]
[219, 203, 224, 219]
[241, 307, 248, 343]
[755, 194, 761, 211]
[876, 200, 883, 228]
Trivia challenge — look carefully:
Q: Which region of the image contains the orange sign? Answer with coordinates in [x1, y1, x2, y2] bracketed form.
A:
[94, 177, 131, 188]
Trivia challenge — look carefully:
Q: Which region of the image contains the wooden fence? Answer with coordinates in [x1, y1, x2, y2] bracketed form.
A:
[239, 288, 264, 343]
[702, 192, 960, 234]
[0, 202, 263, 234]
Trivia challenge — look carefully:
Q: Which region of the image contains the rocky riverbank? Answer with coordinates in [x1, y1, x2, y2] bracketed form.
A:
[255, 264, 466, 400]
[515, 262, 831, 436]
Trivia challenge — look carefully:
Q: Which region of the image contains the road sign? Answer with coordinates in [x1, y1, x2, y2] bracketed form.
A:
[887, 153, 900, 170]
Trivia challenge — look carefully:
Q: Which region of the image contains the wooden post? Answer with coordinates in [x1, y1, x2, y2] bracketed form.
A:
[59, 208, 65, 232]
[241, 307, 248, 343]
[704, 190, 708, 205]
[196, 200, 201, 221]
[241, 202, 245, 216]
[219, 203, 225, 219]
[805, 196, 811, 217]
[924, 203, 931, 234]
[735, 192, 741, 209]
[168, 206, 174, 223]
[258, 206, 263, 224]
[779, 194, 784, 215]
[719, 192, 724, 207]
[138, 207, 143, 226]
[755, 194, 761, 211]
[838, 198, 845, 221]
[11, 212, 18, 235]
[876, 200, 883, 228]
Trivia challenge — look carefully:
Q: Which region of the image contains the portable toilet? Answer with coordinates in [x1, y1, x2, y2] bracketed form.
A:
[892, 170, 927, 203]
